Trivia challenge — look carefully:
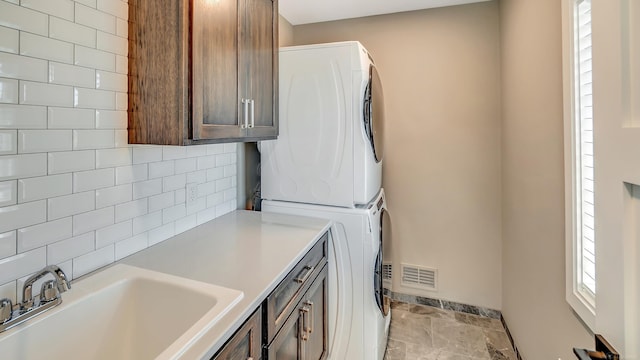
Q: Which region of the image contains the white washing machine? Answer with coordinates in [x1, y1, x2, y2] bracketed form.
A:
[260, 41, 385, 208]
[263, 189, 391, 360]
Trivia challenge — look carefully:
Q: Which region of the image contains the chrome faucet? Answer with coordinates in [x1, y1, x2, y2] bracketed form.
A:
[21, 265, 71, 310]
[0, 265, 71, 333]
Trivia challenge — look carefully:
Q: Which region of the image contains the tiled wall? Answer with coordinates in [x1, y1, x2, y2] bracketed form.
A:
[0, 0, 238, 302]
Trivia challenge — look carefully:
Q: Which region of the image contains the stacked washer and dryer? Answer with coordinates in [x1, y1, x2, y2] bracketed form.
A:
[260, 41, 390, 360]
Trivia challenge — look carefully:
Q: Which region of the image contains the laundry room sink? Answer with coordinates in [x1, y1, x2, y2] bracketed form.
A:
[0, 264, 244, 360]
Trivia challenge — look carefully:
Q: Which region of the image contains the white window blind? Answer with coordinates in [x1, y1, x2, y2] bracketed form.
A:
[575, 0, 596, 298]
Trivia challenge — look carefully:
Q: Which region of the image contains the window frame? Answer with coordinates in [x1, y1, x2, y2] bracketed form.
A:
[562, 0, 596, 330]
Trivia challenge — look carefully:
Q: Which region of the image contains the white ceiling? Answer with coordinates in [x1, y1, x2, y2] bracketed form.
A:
[279, 0, 492, 25]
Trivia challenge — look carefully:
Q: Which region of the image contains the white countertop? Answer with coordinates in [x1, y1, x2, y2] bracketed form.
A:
[122, 210, 331, 360]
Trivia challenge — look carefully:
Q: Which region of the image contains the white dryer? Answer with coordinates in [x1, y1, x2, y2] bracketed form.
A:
[260, 41, 385, 208]
[263, 190, 391, 360]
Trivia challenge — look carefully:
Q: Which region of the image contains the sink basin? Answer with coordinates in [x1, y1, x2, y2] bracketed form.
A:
[0, 264, 243, 360]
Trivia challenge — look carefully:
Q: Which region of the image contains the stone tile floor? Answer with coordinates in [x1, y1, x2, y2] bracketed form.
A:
[383, 301, 517, 360]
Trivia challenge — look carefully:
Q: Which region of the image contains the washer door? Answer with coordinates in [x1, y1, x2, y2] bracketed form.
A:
[363, 65, 385, 163]
[374, 208, 390, 316]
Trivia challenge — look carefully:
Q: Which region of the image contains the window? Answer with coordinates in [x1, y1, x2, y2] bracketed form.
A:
[563, 0, 596, 329]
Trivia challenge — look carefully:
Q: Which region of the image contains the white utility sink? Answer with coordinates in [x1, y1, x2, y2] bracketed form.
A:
[0, 264, 244, 359]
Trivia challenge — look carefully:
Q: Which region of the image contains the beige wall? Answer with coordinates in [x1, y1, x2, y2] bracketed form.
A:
[499, 0, 592, 358]
[292, 2, 503, 309]
[278, 15, 294, 46]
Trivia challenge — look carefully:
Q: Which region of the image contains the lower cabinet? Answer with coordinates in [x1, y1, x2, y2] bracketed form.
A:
[211, 309, 262, 360]
[212, 232, 328, 360]
[267, 266, 328, 360]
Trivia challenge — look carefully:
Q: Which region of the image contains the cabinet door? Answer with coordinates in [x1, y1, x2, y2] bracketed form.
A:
[212, 309, 262, 360]
[303, 267, 328, 360]
[268, 307, 303, 360]
[192, 0, 245, 141]
[240, 0, 278, 139]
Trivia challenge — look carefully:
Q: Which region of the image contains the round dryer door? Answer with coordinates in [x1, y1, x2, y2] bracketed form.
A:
[363, 65, 385, 163]
[374, 208, 390, 316]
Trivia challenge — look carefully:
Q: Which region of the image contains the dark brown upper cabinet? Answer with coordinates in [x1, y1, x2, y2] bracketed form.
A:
[128, 0, 279, 145]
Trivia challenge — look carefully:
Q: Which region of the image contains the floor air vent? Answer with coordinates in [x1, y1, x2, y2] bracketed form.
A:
[401, 264, 437, 291]
[382, 262, 392, 284]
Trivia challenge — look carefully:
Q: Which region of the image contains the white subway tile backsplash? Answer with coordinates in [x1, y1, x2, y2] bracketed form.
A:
[97, 0, 128, 20]
[115, 55, 127, 75]
[95, 109, 126, 129]
[20, 33, 73, 64]
[75, 4, 116, 34]
[0, 180, 16, 207]
[73, 168, 114, 192]
[96, 183, 131, 208]
[0, 230, 16, 260]
[0, 104, 46, 129]
[0, 2, 48, 36]
[187, 170, 206, 184]
[148, 223, 174, 246]
[49, 62, 96, 88]
[0, 247, 46, 285]
[132, 211, 161, 235]
[175, 158, 196, 174]
[95, 220, 131, 249]
[17, 217, 72, 253]
[75, 45, 115, 72]
[115, 164, 147, 185]
[115, 92, 127, 111]
[163, 174, 186, 192]
[73, 129, 115, 150]
[21, 0, 74, 22]
[162, 146, 187, 161]
[175, 214, 197, 235]
[149, 161, 174, 179]
[197, 155, 216, 170]
[97, 30, 127, 56]
[96, 147, 131, 168]
[73, 244, 114, 279]
[0, 281, 16, 303]
[48, 107, 95, 129]
[0, 78, 18, 103]
[115, 198, 147, 223]
[74, 88, 115, 110]
[0, 200, 46, 233]
[148, 192, 174, 213]
[216, 177, 233, 192]
[0, 0, 238, 291]
[47, 232, 95, 265]
[114, 129, 127, 147]
[115, 233, 146, 261]
[48, 191, 94, 220]
[0, 153, 47, 181]
[133, 146, 162, 164]
[18, 130, 72, 154]
[162, 204, 186, 224]
[20, 81, 73, 107]
[73, 206, 114, 235]
[48, 150, 95, 174]
[116, 18, 127, 38]
[18, 174, 72, 203]
[132, 178, 161, 200]
[96, 70, 127, 92]
[0, 130, 17, 155]
[0, 26, 19, 54]
[0, 52, 47, 82]
[50, 17, 96, 48]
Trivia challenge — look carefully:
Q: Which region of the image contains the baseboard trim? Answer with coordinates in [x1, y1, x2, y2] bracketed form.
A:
[500, 314, 525, 360]
[387, 290, 501, 319]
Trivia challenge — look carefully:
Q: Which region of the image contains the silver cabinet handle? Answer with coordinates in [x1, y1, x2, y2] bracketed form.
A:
[304, 300, 313, 334]
[249, 99, 255, 128]
[241, 99, 249, 129]
[300, 306, 310, 341]
[294, 266, 315, 284]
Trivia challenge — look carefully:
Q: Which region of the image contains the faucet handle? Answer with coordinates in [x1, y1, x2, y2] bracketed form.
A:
[40, 280, 59, 303]
[0, 298, 12, 323]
